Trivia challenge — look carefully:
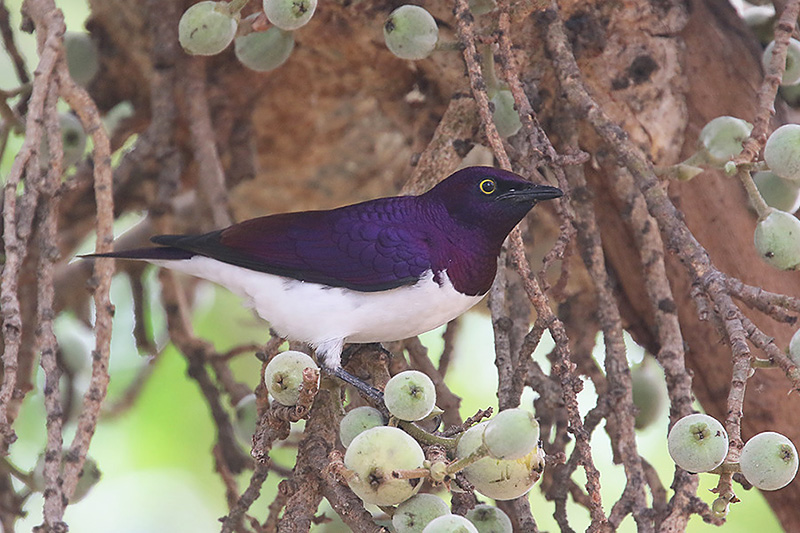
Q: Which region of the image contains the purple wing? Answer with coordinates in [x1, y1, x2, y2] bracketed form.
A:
[152, 197, 433, 292]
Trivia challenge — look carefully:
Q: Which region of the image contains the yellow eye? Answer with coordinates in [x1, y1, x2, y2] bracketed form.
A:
[479, 179, 496, 195]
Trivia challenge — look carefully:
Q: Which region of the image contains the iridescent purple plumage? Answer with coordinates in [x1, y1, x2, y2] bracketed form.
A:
[113, 167, 561, 296]
[85, 166, 562, 398]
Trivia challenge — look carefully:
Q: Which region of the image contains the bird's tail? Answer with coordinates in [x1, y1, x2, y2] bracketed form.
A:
[80, 246, 195, 261]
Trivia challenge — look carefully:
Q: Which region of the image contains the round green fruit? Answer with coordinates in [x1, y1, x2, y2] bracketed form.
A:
[765, 124, 800, 181]
[753, 209, 800, 270]
[482, 408, 539, 460]
[60, 113, 87, 168]
[711, 496, 730, 518]
[71, 456, 102, 502]
[339, 405, 385, 447]
[64, 32, 99, 87]
[667, 413, 728, 473]
[763, 38, 800, 86]
[422, 514, 479, 533]
[262, 0, 316, 30]
[263, 350, 319, 406]
[631, 355, 667, 430]
[789, 327, 800, 367]
[752, 171, 800, 213]
[393, 493, 450, 533]
[456, 422, 545, 500]
[344, 426, 424, 506]
[465, 504, 512, 533]
[33, 452, 101, 503]
[490, 90, 522, 138]
[780, 83, 800, 107]
[233, 393, 258, 446]
[178, 1, 238, 56]
[235, 28, 294, 72]
[54, 318, 92, 374]
[384, 5, 439, 61]
[742, 5, 774, 44]
[697, 116, 752, 166]
[739, 431, 798, 491]
[384, 370, 437, 421]
[40, 112, 87, 170]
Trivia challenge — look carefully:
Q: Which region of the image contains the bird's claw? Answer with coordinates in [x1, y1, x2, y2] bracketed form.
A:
[326, 366, 386, 409]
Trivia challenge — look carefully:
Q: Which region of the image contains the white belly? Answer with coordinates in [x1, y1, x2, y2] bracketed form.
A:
[151, 256, 484, 367]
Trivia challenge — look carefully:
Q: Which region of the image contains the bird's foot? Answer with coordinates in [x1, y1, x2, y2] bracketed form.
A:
[326, 366, 385, 406]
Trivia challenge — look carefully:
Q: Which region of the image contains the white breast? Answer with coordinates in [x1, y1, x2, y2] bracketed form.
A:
[150, 256, 484, 368]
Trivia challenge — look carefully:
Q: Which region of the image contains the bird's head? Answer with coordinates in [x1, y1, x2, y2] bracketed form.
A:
[425, 166, 563, 240]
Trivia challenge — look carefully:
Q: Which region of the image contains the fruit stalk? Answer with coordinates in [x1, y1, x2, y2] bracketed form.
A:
[738, 167, 770, 219]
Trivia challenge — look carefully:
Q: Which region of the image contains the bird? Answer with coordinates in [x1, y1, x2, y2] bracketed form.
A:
[85, 166, 563, 400]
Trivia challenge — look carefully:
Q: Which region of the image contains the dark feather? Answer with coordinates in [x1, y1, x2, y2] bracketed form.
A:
[82, 247, 195, 261]
[147, 197, 433, 292]
[84, 167, 564, 296]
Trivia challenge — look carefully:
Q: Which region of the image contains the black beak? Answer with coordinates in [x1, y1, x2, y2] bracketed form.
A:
[500, 184, 564, 203]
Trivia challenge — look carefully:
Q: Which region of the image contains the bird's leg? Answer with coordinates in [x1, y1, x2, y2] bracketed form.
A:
[326, 365, 385, 406]
[317, 342, 387, 406]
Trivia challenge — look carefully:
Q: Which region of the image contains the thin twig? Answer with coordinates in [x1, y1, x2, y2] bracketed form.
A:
[159, 271, 249, 475]
[437, 318, 459, 377]
[403, 337, 462, 428]
[222, 463, 271, 533]
[39, 81, 67, 529]
[734, 0, 800, 165]
[487, 251, 519, 409]
[455, 0, 609, 528]
[222, 379, 293, 532]
[559, 139, 651, 530]
[183, 57, 232, 229]
[57, 56, 116, 514]
[0, 0, 30, 85]
[740, 313, 800, 392]
[606, 166, 698, 528]
[724, 274, 800, 320]
[453, 0, 511, 170]
[0, 0, 61, 454]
